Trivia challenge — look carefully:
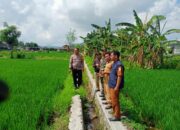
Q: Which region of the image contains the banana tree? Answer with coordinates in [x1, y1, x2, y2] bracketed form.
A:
[116, 10, 180, 68]
[91, 19, 115, 50]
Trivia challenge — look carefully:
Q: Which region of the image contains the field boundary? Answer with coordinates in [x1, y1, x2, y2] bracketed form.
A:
[85, 61, 127, 130]
[68, 95, 84, 130]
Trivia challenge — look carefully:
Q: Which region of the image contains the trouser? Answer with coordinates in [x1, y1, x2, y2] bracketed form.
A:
[110, 88, 121, 118]
[104, 74, 111, 104]
[95, 72, 100, 90]
[100, 77, 104, 95]
[72, 69, 82, 88]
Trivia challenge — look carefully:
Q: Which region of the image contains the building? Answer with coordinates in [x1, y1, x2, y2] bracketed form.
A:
[0, 42, 10, 50]
[173, 44, 180, 55]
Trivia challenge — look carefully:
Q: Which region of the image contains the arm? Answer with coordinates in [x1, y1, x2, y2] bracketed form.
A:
[69, 55, 73, 70]
[81, 55, 84, 71]
[115, 66, 123, 91]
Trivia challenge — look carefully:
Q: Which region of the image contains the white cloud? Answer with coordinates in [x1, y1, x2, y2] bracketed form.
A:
[0, 0, 179, 46]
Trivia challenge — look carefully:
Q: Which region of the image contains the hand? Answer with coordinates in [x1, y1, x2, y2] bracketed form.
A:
[114, 86, 119, 92]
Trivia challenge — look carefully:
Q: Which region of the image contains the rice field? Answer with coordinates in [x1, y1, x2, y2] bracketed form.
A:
[124, 69, 180, 130]
[86, 56, 180, 130]
[0, 51, 70, 130]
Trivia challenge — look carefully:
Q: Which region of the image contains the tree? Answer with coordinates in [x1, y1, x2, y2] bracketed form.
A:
[116, 10, 180, 68]
[17, 41, 25, 48]
[0, 23, 21, 58]
[66, 29, 77, 47]
[91, 19, 116, 50]
[25, 42, 39, 48]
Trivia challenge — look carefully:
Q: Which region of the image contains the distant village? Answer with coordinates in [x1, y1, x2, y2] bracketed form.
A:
[1, 41, 179, 55]
[0, 41, 71, 52]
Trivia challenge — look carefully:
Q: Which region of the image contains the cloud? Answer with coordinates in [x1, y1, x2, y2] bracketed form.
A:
[0, 0, 179, 46]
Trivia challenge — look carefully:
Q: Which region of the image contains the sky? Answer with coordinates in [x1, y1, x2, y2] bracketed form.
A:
[0, 0, 180, 47]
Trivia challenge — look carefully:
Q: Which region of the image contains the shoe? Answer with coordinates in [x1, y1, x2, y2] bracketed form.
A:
[108, 111, 114, 114]
[95, 89, 100, 92]
[100, 91, 104, 95]
[109, 117, 121, 121]
[105, 105, 112, 109]
[102, 101, 108, 104]
[101, 97, 106, 100]
[99, 94, 104, 97]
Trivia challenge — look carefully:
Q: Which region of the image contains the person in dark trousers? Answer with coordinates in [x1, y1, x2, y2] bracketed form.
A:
[93, 52, 101, 91]
[108, 51, 124, 121]
[69, 48, 84, 89]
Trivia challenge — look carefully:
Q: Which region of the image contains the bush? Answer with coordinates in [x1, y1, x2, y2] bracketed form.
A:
[162, 55, 180, 69]
[16, 53, 26, 59]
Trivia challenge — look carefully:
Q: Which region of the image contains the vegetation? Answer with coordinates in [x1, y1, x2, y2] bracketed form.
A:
[124, 68, 180, 130]
[0, 51, 87, 130]
[81, 10, 180, 69]
[0, 22, 21, 58]
[47, 72, 87, 130]
[66, 29, 77, 47]
[85, 56, 180, 130]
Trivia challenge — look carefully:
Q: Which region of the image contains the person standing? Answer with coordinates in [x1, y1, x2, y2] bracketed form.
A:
[93, 53, 101, 91]
[99, 49, 106, 98]
[108, 51, 124, 121]
[103, 52, 113, 108]
[69, 48, 84, 89]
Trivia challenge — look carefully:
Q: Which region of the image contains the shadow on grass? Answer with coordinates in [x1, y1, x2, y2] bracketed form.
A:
[0, 80, 9, 103]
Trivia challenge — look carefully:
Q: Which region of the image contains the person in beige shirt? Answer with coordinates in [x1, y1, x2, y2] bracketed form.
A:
[69, 48, 84, 89]
[103, 52, 113, 109]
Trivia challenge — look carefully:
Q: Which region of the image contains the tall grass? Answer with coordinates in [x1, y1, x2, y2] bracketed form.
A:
[0, 53, 69, 129]
[124, 69, 180, 130]
[85, 56, 180, 130]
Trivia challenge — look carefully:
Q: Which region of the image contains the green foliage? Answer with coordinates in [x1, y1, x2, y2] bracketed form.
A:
[163, 55, 180, 69]
[85, 57, 180, 130]
[0, 23, 21, 47]
[47, 73, 87, 130]
[82, 10, 180, 69]
[124, 69, 180, 130]
[25, 42, 39, 48]
[0, 52, 70, 130]
[66, 29, 77, 47]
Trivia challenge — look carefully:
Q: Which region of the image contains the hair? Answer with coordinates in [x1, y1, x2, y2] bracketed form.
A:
[101, 48, 107, 52]
[105, 52, 110, 56]
[94, 52, 101, 60]
[112, 51, 120, 58]
[74, 48, 79, 51]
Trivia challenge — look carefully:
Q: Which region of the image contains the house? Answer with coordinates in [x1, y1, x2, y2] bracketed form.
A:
[173, 44, 180, 55]
[0, 42, 10, 50]
[25, 47, 40, 51]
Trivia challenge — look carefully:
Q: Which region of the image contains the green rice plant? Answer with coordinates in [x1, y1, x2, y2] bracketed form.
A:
[0, 53, 69, 130]
[85, 56, 180, 130]
[124, 69, 180, 130]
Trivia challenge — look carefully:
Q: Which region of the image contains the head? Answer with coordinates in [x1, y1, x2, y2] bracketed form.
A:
[95, 52, 101, 60]
[74, 48, 79, 55]
[101, 49, 107, 57]
[105, 52, 111, 62]
[110, 51, 120, 61]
